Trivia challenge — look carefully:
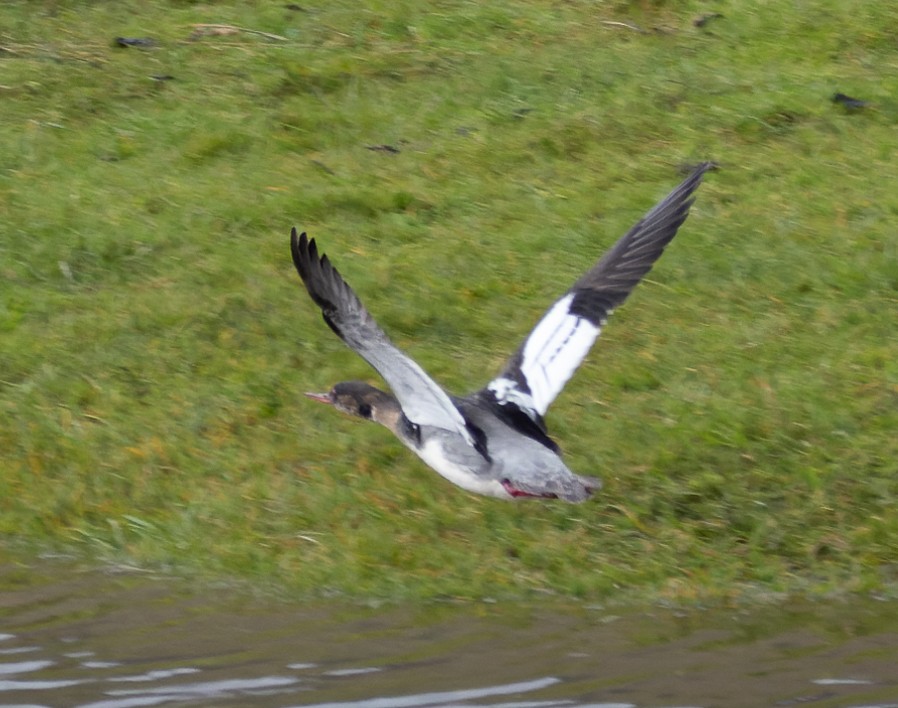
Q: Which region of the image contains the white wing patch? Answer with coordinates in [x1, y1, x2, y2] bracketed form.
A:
[517, 293, 601, 415]
[487, 376, 537, 415]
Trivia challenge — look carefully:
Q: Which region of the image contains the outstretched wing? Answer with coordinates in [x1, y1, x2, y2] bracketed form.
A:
[482, 163, 711, 426]
[291, 229, 477, 446]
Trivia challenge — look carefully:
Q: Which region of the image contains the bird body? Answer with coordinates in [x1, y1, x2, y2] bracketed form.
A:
[292, 164, 710, 502]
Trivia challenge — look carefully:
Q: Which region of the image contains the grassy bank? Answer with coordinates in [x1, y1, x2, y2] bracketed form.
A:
[2, 0, 897, 603]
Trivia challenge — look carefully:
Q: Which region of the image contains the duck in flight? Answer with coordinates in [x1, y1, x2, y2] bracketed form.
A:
[291, 163, 710, 502]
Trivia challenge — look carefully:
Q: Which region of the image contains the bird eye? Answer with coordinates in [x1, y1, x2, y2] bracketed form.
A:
[358, 403, 372, 419]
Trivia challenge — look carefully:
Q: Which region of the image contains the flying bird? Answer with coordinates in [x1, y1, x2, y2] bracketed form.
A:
[291, 164, 710, 502]
[832, 92, 870, 111]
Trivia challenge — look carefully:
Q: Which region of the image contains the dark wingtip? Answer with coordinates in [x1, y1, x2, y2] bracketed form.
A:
[676, 161, 716, 185]
[289, 227, 304, 273]
[289, 227, 305, 254]
[290, 228, 319, 282]
[682, 161, 714, 188]
[288, 228, 349, 335]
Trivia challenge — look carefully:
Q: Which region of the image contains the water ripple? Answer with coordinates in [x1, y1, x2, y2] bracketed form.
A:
[291, 676, 561, 708]
[2, 560, 898, 708]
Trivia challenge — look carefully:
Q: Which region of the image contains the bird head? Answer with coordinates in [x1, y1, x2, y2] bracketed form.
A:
[305, 381, 387, 420]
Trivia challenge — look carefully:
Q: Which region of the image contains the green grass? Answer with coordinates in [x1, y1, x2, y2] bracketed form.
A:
[2, 0, 897, 604]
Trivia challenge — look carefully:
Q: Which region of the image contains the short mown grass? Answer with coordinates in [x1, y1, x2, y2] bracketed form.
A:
[2, 0, 897, 604]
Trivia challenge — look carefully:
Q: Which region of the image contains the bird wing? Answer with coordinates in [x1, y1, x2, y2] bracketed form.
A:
[291, 229, 478, 447]
[482, 163, 711, 423]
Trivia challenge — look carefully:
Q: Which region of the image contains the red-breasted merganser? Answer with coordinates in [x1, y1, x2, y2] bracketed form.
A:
[291, 164, 710, 502]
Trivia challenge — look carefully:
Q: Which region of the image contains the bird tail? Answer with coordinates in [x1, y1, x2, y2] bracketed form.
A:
[577, 475, 602, 497]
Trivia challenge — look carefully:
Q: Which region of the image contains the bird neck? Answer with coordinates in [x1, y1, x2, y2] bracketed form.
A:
[366, 389, 403, 431]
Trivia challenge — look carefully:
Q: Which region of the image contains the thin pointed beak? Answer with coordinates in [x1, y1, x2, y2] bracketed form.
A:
[305, 391, 333, 404]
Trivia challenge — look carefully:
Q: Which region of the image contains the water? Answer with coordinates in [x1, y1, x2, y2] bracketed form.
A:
[2, 558, 897, 708]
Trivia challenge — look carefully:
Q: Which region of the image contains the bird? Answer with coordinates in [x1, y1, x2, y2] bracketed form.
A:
[831, 92, 870, 111]
[290, 163, 710, 502]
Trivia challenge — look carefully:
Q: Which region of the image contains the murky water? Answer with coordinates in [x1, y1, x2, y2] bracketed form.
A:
[1, 558, 897, 708]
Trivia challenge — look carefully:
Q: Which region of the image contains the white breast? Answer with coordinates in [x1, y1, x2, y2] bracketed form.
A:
[416, 438, 510, 499]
